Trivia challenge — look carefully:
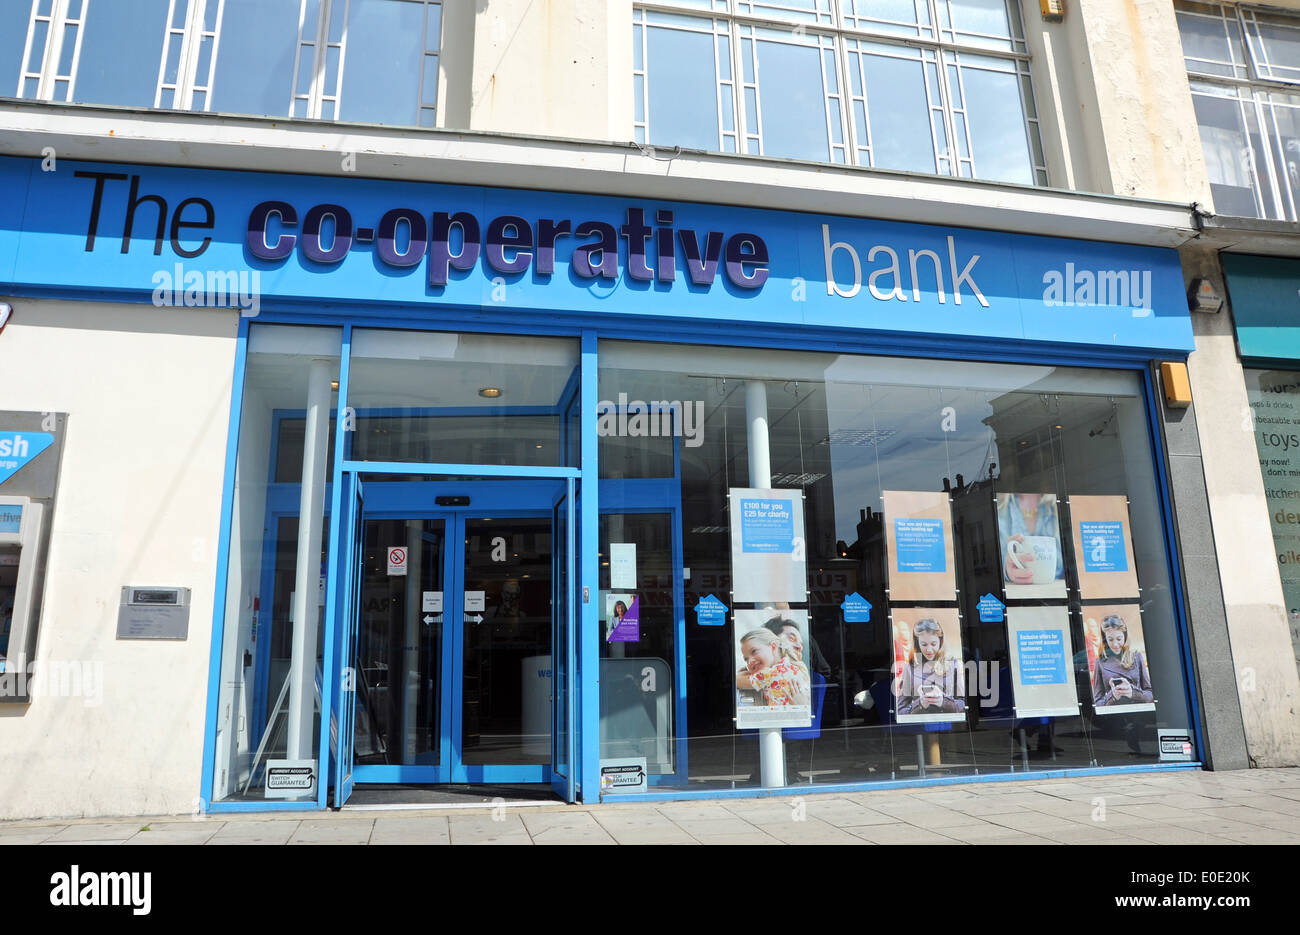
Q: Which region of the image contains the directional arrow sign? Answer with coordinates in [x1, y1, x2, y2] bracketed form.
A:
[841, 591, 872, 623]
[422, 614, 442, 625]
[466, 613, 484, 625]
[694, 594, 728, 627]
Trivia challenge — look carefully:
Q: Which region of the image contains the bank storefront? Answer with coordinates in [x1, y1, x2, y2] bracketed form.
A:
[0, 155, 1204, 811]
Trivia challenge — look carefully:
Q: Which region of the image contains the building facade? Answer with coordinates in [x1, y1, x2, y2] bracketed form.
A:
[0, 0, 1297, 818]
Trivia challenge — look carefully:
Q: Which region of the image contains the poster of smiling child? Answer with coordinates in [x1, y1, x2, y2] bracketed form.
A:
[734, 608, 812, 729]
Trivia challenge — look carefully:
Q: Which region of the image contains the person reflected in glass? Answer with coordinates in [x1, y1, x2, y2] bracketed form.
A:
[736, 628, 810, 708]
[1091, 614, 1153, 708]
[896, 618, 965, 715]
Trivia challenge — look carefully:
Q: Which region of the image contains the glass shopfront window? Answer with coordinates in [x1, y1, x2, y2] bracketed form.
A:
[598, 340, 1191, 792]
[210, 324, 341, 804]
[344, 329, 580, 467]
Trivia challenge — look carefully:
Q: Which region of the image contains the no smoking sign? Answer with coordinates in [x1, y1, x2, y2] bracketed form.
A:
[387, 546, 408, 576]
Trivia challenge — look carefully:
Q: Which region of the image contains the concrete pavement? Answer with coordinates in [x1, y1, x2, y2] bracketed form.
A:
[3, 767, 1300, 845]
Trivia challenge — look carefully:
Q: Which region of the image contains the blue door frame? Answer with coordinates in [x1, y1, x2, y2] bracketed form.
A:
[331, 475, 577, 794]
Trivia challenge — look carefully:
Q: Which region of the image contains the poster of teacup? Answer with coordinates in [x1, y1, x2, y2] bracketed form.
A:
[1082, 603, 1156, 715]
[1069, 495, 1140, 600]
[733, 608, 812, 729]
[728, 487, 808, 604]
[882, 490, 957, 602]
[995, 493, 1067, 599]
[605, 592, 640, 643]
[1005, 605, 1080, 718]
[891, 607, 967, 725]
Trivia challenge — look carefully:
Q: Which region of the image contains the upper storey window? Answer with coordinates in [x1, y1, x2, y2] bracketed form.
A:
[1178, 1, 1300, 220]
[633, 0, 1048, 185]
[1, 0, 443, 127]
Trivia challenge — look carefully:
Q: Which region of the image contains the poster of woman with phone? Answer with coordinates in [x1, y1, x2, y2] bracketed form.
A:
[893, 609, 967, 724]
[1088, 606, 1156, 714]
[996, 493, 1067, 599]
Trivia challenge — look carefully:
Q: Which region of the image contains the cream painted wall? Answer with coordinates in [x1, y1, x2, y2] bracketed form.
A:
[462, 0, 632, 141]
[1064, 0, 1212, 204]
[0, 298, 237, 819]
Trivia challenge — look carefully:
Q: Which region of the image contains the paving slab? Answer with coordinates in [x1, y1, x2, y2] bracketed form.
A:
[447, 814, 534, 845]
[207, 821, 302, 845]
[846, 823, 965, 845]
[521, 811, 617, 845]
[288, 818, 376, 845]
[44, 822, 146, 842]
[369, 816, 451, 845]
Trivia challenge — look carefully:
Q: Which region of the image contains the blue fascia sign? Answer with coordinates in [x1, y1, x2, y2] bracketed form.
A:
[0, 155, 1193, 352]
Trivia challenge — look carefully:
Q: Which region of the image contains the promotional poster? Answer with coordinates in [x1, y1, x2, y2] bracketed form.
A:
[1069, 495, 1141, 600]
[882, 490, 957, 602]
[605, 592, 640, 643]
[728, 487, 808, 604]
[1006, 605, 1080, 718]
[1082, 603, 1157, 715]
[996, 492, 1068, 599]
[891, 607, 967, 725]
[734, 608, 813, 729]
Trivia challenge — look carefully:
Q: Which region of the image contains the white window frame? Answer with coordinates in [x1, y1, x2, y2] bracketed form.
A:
[1180, 1, 1300, 220]
[11, 0, 443, 127]
[634, 0, 1048, 185]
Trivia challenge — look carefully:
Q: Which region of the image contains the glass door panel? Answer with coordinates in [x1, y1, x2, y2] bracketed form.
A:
[459, 516, 553, 769]
[354, 516, 447, 767]
[551, 483, 576, 800]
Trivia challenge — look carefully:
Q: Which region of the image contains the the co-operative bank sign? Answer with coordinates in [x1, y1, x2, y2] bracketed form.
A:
[0, 155, 1193, 352]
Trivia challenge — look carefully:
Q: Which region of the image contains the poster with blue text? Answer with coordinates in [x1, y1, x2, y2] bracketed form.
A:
[1069, 495, 1140, 600]
[1006, 606, 1080, 718]
[883, 490, 957, 602]
[728, 487, 807, 604]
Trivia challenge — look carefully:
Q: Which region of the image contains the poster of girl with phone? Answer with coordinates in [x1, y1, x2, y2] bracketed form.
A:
[1085, 603, 1156, 715]
[893, 608, 967, 725]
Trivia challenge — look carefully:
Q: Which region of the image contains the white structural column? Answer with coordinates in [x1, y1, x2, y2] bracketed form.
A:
[745, 380, 786, 788]
[287, 358, 332, 762]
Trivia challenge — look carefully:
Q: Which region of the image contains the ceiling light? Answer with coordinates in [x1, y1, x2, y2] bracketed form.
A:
[478, 387, 503, 398]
